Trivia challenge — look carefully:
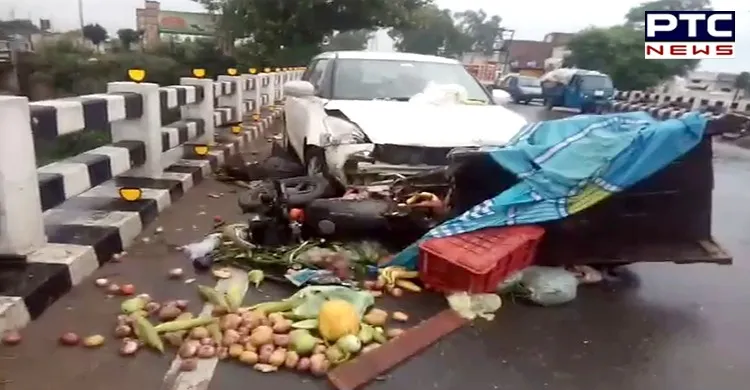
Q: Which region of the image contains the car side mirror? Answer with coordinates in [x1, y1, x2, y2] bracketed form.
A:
[284, 80, 315, 98]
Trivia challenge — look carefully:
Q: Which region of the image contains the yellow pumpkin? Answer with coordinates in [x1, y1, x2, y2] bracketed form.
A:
[318, 299, 360, 341]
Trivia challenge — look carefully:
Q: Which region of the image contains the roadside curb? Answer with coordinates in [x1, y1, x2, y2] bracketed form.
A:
[0, 109, 284, 334]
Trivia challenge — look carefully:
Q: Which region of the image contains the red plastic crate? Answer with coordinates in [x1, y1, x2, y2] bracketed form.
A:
[418, 226, 545, 293]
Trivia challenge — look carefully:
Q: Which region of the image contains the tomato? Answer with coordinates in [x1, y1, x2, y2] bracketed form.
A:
[288, 208, 304, 222]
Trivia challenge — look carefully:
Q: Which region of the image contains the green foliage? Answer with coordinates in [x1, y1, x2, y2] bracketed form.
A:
[388, 7, 502, 57]
[625, 0, 712, 25]
[563, 0, 709, 90]
[82, 23, 108, 47]
[194, 0, 431, 64]
[117, 28, 142, 51]
[323, 30, 373, 52]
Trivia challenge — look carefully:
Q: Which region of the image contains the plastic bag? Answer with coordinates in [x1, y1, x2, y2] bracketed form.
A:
[409, 82, 469, 105]
[519, 266, 579, 306]
[446, 292, 502, 321]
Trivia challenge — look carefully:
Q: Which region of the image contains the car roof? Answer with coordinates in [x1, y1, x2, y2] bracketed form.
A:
[312, 51, 459, 64]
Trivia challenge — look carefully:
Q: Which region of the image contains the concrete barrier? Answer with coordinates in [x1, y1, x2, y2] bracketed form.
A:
[0, 68, 304, 332]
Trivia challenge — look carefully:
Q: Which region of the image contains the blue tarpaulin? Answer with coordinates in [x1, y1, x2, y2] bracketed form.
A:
[387, 111, 708, 270]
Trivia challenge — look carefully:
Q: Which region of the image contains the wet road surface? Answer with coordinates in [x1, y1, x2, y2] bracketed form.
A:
[1, 105, 750, 390]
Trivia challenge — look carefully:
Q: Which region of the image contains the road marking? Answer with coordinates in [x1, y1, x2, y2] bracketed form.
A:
[160, 267, 249, 390]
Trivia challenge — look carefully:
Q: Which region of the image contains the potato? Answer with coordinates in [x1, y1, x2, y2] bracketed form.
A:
[392, 311, 409, 322]
[179, 359, 198, 372]
[363, 308, 388, 327]
[222, 329, 241, 346]
[220, 313, 242, 331]
[309, 353, 329, 376]
[258, 344, 274, 364]
[249, 325, 273, 346]
[228, 343, 244, 358]
[189, 327, 209, 340]
[284, 351, 300, 369]
[313, 344, 327, 354]
[238, 350, 258, 365]
[272, 334, 290, 347]
[386, 328, 405, 339]
[267, 312, 284, 325]
[272, 319, 292, 334]
[296, 357, 311, 372]
[178, 340, 200, 358]
[268, 349, 286, 367]
[158, 305, 182, 321]
[241, 311, 264, 329]
[196, 345, 216, 358]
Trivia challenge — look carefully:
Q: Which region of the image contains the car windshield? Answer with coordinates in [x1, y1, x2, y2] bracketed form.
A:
[331, 58, 490, 102]
[518, 77, 541, 87]
[580, 75, 613, 90]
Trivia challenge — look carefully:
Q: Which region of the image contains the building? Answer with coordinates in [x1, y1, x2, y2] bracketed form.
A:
[136, 0, 161, 49]
[505, 40, 553, 77]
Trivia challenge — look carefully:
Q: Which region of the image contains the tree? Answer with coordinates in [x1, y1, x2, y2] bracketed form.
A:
[389, 5, 470, 56]
[323, 30, 373, 51]
[733, 72, 750, 102]
[117, 28, 142, 51]
[625, 0, 712, 26]
[193, 0, 431, 64]
[453, 9, 503, 55]
[564, 0, 709, 90]
[564, 26, 696, 90]
[82, 23, 108, 49]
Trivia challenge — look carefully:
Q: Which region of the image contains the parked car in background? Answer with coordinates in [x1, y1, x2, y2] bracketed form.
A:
[282, 51, 527, 186]
[496, 74, 543, 104]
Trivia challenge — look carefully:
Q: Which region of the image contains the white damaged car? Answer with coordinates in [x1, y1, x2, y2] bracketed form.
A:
[282, 51, 527, 185]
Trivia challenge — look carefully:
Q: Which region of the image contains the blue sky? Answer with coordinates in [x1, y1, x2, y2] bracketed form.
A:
[2, 0, 747, 73]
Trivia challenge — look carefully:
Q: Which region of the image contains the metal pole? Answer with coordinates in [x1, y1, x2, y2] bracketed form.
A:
[78, 0, 85, 30]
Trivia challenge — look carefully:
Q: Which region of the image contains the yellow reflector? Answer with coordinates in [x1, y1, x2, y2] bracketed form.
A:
[231, 125, 241, 134]
[192, 68, 206, 78]
[275, 67, 281, 72]
[119, 187, 143, 202]
[263, 67, 271, 73]
[193, 145, 209, 156]
[249, 68, 257, 74]
[227, 67, 238, 76]
[127, 69, 146, 82]
[252, 113, 260, 121]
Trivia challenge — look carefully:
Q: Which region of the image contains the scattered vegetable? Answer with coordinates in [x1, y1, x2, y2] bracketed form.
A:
[249, 326, 273, 346]
[318, 299, 360, 341]
[363, 308, 388, 327]
[392, 311, 409, 322]
[59, 332, 81, 346]
[239, 350, 259, 365]
[296, 357, 311, 372]
[336, 334, 362, 354]
[114, 324, 132, 338]
[120, 284, 136, 296]
[386, 328, 405, 339]
[197, 345, 217, 358]
[361, 343, 381, 354]
[225, 284, 243, 312]
[133, 315, 164, 353]
[309, 353, 330, 376]
[83, 334, 105, 348]
[273, 334, 290, 347]
[120, 339, 139, 356]
[284, 351, 300, 369]
[179, 340, 200, 358]
[212, 268, 232, 279]
[179, 359, 199, 372]
[95, 278, 109, 287]
[1, 330, 21, 346]
[325, 345, 349, 365]
[158, 304, 182, 321]
[121, 297, 147, 314]
[357, 324, 374, 344]
[168, 268, 184, 279]
[268, 348, 286, 367]
[253, 363, 278, 373]
[289, 329, 318, 356]
[247, 269, 265, 288]
[107, 284, 121, 295]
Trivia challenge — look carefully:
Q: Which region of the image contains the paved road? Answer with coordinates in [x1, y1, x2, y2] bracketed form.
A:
[1, 105, 750, 390]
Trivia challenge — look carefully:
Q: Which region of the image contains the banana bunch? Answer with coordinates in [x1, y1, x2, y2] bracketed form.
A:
[378, 266, 422, 293]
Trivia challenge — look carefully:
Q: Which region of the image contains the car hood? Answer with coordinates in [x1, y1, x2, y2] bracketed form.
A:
[325, 100, 528, 147]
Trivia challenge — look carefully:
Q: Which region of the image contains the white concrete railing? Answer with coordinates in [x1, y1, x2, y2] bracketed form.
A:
[615, 90, 750, 113]
[0, 68, 304, 258]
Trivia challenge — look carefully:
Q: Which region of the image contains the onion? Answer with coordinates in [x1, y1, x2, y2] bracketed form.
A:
[59, 332, 80, 346]
[1, 330, 22, 346]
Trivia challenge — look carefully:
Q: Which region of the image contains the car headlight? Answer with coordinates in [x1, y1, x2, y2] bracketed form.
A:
[319, 116, 369, 146]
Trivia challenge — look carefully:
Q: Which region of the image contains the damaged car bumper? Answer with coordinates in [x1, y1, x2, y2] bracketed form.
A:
[324, 143, 448, 185]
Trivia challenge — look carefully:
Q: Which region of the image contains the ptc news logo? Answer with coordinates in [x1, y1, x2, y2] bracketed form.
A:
[645, 11, 735, 59]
